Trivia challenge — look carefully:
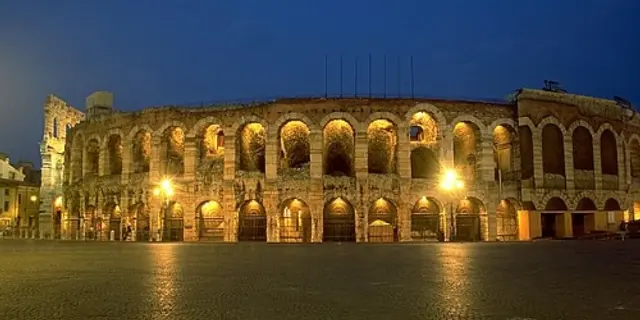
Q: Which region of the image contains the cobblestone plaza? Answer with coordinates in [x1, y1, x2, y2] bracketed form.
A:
[0, 241, 638, 320]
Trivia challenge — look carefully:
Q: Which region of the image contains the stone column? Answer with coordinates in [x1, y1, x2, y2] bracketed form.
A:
[149, 137, 162, 183]
[480, 133, 494, 183]
[184, 137, 198, 181]
[532, 128, 544, 188]
[441, 125, 454, 169]
[617, 139, 626, 190]
[223, 183, 237, 242]
[121, 141, 132, 184]
[223, 134, 236, 181]
[594, 142, 603, 190]
[309, 183, 323, 243]
[485, 201, 497, 241]
[557, 212, 573, 238]
[265, 130, 278, 181]
[396, 125, 411, 179]
[398, 202, 412, 242]
[98, 145, 107, 177]
[309, 130, 323, 179]
[355, 130, 368, 179]
[563, 134, 575, 190]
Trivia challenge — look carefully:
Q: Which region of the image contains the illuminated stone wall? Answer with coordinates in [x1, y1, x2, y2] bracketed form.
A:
[55, 89, 640, 242]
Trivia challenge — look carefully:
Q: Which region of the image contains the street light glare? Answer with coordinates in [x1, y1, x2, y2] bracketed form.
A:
[153, 188, 161, 196]
[440, 169, 463, 190]
[161, 179, 171, 191]
[30, 195, 37, 202]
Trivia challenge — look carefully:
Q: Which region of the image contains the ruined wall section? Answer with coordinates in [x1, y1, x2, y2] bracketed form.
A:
[39, 94, 85, 237]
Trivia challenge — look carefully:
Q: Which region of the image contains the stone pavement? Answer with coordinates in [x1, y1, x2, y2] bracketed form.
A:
[0, 241, 639, 320]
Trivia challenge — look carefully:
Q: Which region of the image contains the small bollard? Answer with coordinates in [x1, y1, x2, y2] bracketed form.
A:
[110, 230, 115, 241]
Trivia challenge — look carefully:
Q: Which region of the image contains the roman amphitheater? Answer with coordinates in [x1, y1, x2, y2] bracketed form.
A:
[38, 88, 640, 242]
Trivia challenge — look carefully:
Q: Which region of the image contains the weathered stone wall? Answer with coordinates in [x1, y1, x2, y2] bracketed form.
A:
[54, 90, 640, 242]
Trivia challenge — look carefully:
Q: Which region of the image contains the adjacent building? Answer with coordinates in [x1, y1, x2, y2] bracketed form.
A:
[0, 154, 41, 238]
[40, 85, 639, 242]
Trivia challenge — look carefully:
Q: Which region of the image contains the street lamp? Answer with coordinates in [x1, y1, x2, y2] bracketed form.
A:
[26, 195, 37, 239]
[152, 179, 174, 242]
[440, 169, 464, 242]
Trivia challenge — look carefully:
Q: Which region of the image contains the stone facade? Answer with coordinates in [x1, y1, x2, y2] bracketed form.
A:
[44, 88, 640, 242]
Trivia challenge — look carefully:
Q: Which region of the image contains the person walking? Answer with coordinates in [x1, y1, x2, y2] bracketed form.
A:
[619, 221, 627, 241]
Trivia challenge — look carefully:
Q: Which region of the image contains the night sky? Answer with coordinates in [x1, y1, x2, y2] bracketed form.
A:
[1, 0, 638, 166]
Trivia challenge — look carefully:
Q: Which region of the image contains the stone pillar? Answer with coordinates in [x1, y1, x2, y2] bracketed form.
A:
[182, 199, 197, 241]
[441, 125, 454, 169]
[398, 204, 412, 242]
[396, 125, 411, 179]
[265, 131, 278, 181]
[355, 130, 368, 179]
[98, 145, 107, 177]
[617, 138, 626, 190]
[223, 134, 236, 181]
[184, 137, 198, 181]
[563, 134, 575, 190]
[441, 209, 450, 242]
[264, 188, 278, 243]
[149, 137, 162, 183]
[557, 212, 573, 238]
[485, 201, 497, 241]
[309, 182, 323, 243]
[594, 142, 603, 190]
[309, 130, 323, 179]
[223, 183, 237, 242]
[358, 202, 368, 243]
[480, 133, 494, 183]
[532, 127, 544, 188]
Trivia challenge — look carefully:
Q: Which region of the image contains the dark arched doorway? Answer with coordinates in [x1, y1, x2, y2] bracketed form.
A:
[574, 198, 597, 237]
[197, 200, 225, 242]
[163, 202, 184, 242]
[410, 197, 442, 241]
[279, 198, 312, 243]
[323, 197, 356, 242]
[238, 200, 266, 241]
[455, 197, 483, 242]
[542, 197, 567, 238]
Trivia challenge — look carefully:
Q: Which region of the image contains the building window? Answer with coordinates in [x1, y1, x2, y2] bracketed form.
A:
[18, 194, 22, 205]
[4, 189, 8, 196]
[3, 201, 8, 212]
[9, 172, 15, 180]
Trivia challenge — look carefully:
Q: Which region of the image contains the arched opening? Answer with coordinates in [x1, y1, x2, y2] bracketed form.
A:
[493, 125, 515, 182]
[367, 198, 398, 242]
[604, 198, 621, 211]
[323, 119, 355, 177]
[323, 197, 356, 242]
[367, 119, 397, 174]
[455, 197, 483, 241]
[541, 124, 566, 188]
[161, 127, 185, 175]
[197, 125, 225, 178]
[572, 127, 594, 189]
[237, 122, 266, 173]
[600, 129, 618, 175]
[107, 135, 123, 175]
[163, 201, 184, 242]
[86, 139, 100, 176]
[84, 205, 96, 240]
[71, 137, 84, 181]
[574, 198, 597, 237]
[409, 111, 438, 144]
[131, 202, 150, 241]
[519, 126, 534, 180]
[630, 140, 640, 184]
[410, 197, 441, 241]
[238, 200, 266, 241]
[453, 122, 480, 180]
[541, 197, 568, 238]
[496, 199, 518, 241]
[197, 200, 224, 241]
[132, 130, 151, 173]
[103, 202, 121, 241]
[279, 198, 312, 243]
[278, 121, 310, 175]
[52, 118, 59, 138]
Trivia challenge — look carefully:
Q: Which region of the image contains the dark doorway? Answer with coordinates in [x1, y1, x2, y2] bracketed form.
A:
[53, 210, 62, 239]
[109, 218, 121, 240]
[163, 218, 184, 241]
[238, 216, 266, 241]
[572, 214, 586, 237]
[455, 215, 481, 241]
[541, 213, 557, 238]
[411, 214, 441, 241]
[323, 215, 356, 242]
[136, 217, 150, 241]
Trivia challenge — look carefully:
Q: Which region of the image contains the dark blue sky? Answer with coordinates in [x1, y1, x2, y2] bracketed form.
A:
[1, 0, 638, 166]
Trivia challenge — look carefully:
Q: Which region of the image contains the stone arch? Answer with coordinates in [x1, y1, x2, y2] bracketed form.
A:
[567, 119, 596, 137]
[603, 198, 621, 211]
[323, 197, 356, 242]
[629, 134, 640, 181]
[404, 103, 447, 136]
[367, 118, 398, 174]
[454, 196, 484, 241]
[410, 196, 442, 241]
[159, 125, 186, 176]
[599, 128, 618, 175]
[238, 199, 267, 241]
[273, 112, 320, 133]
[230, 115, 269, 136]
[188, 116, 224, 138]
[456, 197, 485, 214]
[367, 197, 398, 242]
[236, 121, 266, 173]
[318, 112, 362, 132]
[544, 197, 568, 211]
[452, 119, 482, 179]
[450, 115, 487, 136]
[70, 133, 84, 180]
[196, 200, 225, 241]
[323, 119, 355, 177]
[130, 128, 152, 174]
[130, 202, 150, 241]
[575, 197, 597, 211]
[496, 198, 520, 241]
[153, 121, 189, 142]
[163, 201, 184, 241]
[537, 191, 570, 210]
[126, 124, 155, 141]
[571, 125, 594, 171]
[492, 122, 517, 176]
[488, 118, 517, 136]
[541, 122, 566, 177]
[279, 198, 312, 243]
[85, 137, 101, 175]
[105, 133, 124, 175]
[277, 120, 311, 171]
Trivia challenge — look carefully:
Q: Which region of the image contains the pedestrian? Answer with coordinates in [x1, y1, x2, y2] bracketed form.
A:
[619, 221, 627, 241]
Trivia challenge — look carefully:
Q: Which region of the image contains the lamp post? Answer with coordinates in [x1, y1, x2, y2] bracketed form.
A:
[440, 169, 464, 242]
[26, 195, 37, 239]
[153, 179, 174, 242]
